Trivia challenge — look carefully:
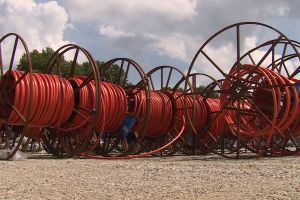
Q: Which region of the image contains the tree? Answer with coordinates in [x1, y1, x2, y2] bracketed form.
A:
[17, 47, 55, 73]
[74, 61, 92, 76]
[97, 60, 127, 84]
[196, 85, 219, 98]
[17, 48, 125, 84]
[176, 87, 184, 92]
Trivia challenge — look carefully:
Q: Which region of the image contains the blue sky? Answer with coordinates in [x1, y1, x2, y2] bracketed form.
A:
[1, 0, 300, 80]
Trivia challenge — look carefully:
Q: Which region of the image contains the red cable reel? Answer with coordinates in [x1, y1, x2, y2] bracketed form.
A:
[183, 73, 225, 155]
[81, 65, 187, 160]
[83, 58, 151, 157]
[40, 44, 101, 157]
[239, 39, 300, 155]
[0, 33, 33, 160]
[131, 66, 188, 156]
[0, 69, 76, 152]
[222, 64, 298, 155]
[186, 22, 300, 158]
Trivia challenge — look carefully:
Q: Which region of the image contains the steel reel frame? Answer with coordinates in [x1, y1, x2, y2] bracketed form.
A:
[0, 33, 33, 160]
[41, 44, 101, 157]
[185, 22, 300, 158]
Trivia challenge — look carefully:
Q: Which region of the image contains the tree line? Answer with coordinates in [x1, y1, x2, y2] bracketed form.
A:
[18, 47, 105, 76]
[17, 47, 218, 97]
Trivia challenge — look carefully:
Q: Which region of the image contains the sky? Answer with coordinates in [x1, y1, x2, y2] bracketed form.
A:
[1, 0, 300, 82]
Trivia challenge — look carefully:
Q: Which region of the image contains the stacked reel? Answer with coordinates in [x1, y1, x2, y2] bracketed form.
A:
[0, 21, 299, 160]
[186, 22, 300, 158]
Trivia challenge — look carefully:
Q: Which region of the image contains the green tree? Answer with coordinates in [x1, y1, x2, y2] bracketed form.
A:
[196, 85, 219, 98]
[97, 61, 126, 84]
[17, 47, 55, 73]
[17, 48, 126, 84]
[176, 87, 184, 92]
[74, 61, 92, 76]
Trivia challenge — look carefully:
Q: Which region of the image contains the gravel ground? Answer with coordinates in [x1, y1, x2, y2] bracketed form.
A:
[0, 152, 299, 200]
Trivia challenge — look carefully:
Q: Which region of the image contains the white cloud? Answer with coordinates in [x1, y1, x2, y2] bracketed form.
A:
[61, 0, 197, 23]
[243, 36, 300, 78]
[193, 42, 236, 83]
[60, 0, 198, 62]
[193, 34, 300, 86]
[0, 0, 71, 68]
[266, 3, 290, 17]
[151, 34, 188, 61]
[56, 0, 300, 69]
[2, 0, 299, 74]
[244, 36, 258, 50]
[99, 25, 134, 39]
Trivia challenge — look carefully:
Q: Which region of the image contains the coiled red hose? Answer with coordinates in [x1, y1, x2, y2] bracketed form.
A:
[174, 92, 224, 145]
[253, 68, 298, 135]
[205, 98, 225, 140]
[221, 64, 298, 139]
[174, 92, 207, 133]
[130, 90, 173, 137]
[0, 70, 74, 129]
[64, 77, 128, 152]
[100, 82, 127, 132]
[0, 71, 128, 143]
[288, 78, 300, 137]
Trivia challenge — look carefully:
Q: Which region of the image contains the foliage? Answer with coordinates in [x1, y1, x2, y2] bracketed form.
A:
[175, 86, 218, 97]
[17, 48, 124, 82]
[97, 60, 126, 84]
[176, 87, 184, 92]
[196, 85, 219, 98]
[17, 47, 55, 73]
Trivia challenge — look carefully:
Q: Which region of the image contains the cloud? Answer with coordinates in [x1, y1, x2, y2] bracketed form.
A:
[151, 34, 188, 61]
[2, 0, 300, 75]
[61, 0, 197, 23]
[0, 0, 71, 68]
[192, 34, 300, 86]
[243, 36, 300, 78]
[59, 0, 198, 63]
[99, 25, 134, 39]
[58, 0, 300, 68]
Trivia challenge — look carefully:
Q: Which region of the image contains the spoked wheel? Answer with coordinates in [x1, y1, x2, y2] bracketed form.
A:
[137, 65, 190, 156]
[41, 44, 101, 157]
[239, 38, 300, 78]
[84, 58, 151, 157]
[234, 39, 300, 156]
[183, 73, 231, 156]
[186, 22, 300, 158]
[0, 33, 33, 160]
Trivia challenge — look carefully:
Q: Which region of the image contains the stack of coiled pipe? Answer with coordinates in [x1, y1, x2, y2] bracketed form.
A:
[84, 64, 187, 158]
[0, 70, 74, 131]
[66, 78, 127, 136]
[130, 90, 173, 137]
[221, 64, 299, 155]
[1, 23, 300, 160]
[177, 72, 226, 155]
[82, 80, 129, 155]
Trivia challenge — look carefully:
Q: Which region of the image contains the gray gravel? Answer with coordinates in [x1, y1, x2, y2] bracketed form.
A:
[0, 153, 299, 200]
